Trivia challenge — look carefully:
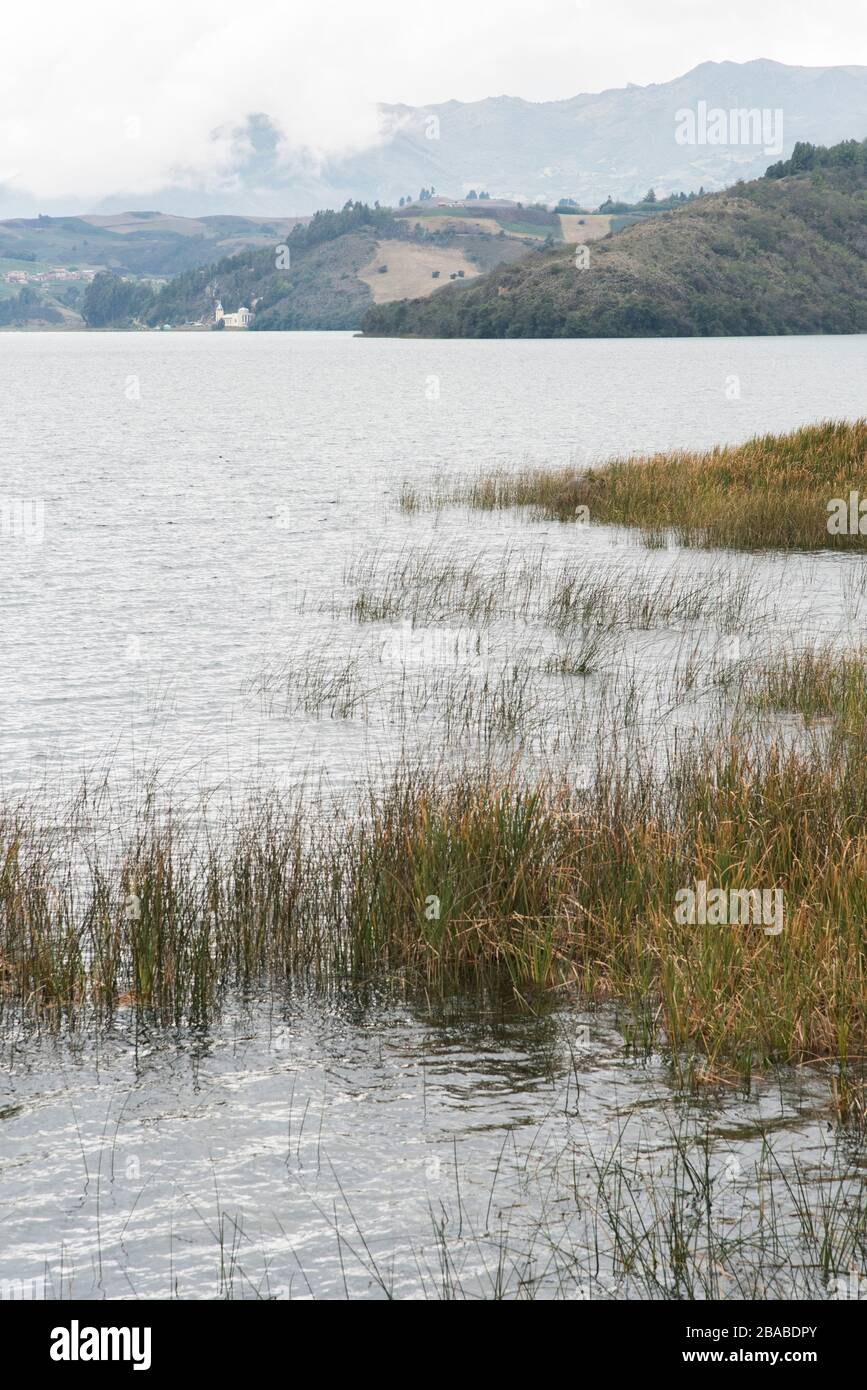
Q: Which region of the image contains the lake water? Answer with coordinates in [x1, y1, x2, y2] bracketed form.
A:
[1, 331, 866, 1299]
[2, 331, 866, 795]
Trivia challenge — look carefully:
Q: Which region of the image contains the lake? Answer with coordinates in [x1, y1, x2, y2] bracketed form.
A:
[1, 330, 866, 1299]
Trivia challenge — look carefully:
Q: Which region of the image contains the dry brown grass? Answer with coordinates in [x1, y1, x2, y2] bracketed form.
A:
[359, 240, 480, 302]
[2, 687, 866, 1106]
[408, 420, 867, 552]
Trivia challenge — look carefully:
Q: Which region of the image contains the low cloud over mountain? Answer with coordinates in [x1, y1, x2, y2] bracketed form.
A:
[4, 58, 867, 217]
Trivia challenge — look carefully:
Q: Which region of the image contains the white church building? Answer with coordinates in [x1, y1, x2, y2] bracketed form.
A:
[214, 301, 253, 328]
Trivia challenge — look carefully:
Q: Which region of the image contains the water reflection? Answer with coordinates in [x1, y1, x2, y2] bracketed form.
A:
[0, 984, 859, 1300]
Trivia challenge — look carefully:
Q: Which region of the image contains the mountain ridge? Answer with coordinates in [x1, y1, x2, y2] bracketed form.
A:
[4, 61, 867, 217]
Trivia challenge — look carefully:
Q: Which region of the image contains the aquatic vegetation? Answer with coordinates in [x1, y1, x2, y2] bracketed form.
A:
[5, 490, 866, 1136]
[746, 642, 867, 725]
[6, 443, 867, 1306]
[20, 1095, 866, 1301]
[404, 420, 867, 553]
[1, 710, 866, 1122]
[341, 543, 765, 633]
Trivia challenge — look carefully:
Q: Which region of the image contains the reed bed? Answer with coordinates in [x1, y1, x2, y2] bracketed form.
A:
[10, 435, 867, 1301]
[1, 697, 866, 1113]
[5, 496, 867, 1125]
[253, 645, 586, 742]
[340, 544, 766, 633]
[747, 642, 867, 724]
[402, 420, 867, 552]
[249, 634, 722, 752]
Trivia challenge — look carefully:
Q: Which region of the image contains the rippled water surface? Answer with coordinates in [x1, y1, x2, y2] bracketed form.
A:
[2, 330, 865, 792]
[0, 992, 853, 1300]
[1, 331, 866, 1298]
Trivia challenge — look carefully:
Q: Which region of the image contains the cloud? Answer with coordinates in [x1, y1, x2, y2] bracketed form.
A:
[1, 0, 866, 207]
[0, 2, 392, 203]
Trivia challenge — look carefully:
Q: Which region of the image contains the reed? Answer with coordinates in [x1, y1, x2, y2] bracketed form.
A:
[36, 1116, 865, 1300]
[747, 642, 867, 725]
[341, 544, 764, 633]
[406, 420, 867, 552]
[2, 718, 865, 1111]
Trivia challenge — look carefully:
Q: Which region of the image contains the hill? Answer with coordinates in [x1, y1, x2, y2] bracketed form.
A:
[81, 202, 535, 331]
[0, 211, 306, 278]
[361, 139, 867, 338]
[0, 211, 308, 328]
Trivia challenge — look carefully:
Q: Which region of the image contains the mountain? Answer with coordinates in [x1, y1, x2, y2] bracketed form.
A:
[7, 60, 867, 219]
[360, 139, 867, 339]
[349, 61, 867, 210]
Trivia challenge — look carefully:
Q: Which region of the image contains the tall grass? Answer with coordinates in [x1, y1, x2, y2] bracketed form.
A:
[2, 708, 866, 1107]
[340, 544, 764, 632]
[405, 420, 867, 552]
[747, 642, 867, 725]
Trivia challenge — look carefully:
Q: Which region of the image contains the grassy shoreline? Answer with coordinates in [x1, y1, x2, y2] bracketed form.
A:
[2, 645, 866, 1121]
[402, 420, 867, 552]
[6, 417, 867, 1299]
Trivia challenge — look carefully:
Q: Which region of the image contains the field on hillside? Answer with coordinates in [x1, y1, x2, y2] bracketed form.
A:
[359, 239, 481, 302]
[401, 214, 497, 235]
[558, 213, 613, 242]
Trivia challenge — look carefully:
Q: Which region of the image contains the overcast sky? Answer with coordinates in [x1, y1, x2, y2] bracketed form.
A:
[2, 0, 866, 203]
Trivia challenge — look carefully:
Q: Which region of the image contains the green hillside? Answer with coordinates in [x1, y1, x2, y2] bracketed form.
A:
[0, 210, 306, 329]
[0, 211, 304, 278]
[361, 139, 867, 338]
[81, 202, 533, 330]
[143, 204, 397, 330]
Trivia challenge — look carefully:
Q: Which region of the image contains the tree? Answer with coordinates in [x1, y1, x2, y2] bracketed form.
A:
[82, 271, 155, 327]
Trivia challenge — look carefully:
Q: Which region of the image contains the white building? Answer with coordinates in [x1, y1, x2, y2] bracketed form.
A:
[214, 300, 253, 328]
